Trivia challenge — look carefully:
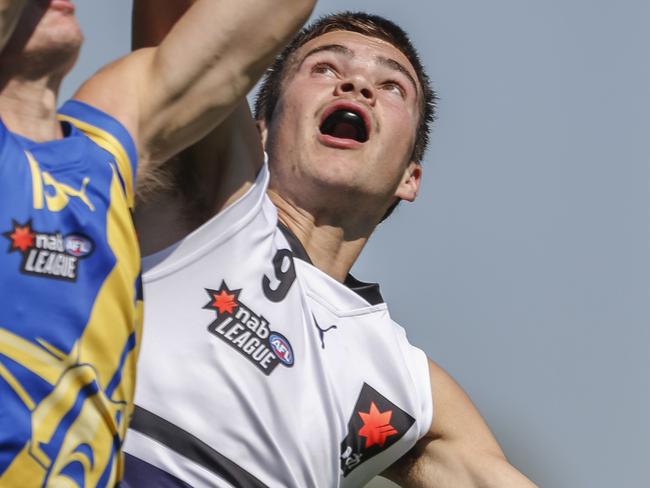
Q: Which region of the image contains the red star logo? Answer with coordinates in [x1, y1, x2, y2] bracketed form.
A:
[357, 402, 398, 448]
[204, 282, 240, 315]
[210, 289, 237, 314]
[5, 222, 35, 252]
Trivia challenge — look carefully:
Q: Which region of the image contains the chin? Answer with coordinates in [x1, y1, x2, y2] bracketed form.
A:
[12, 2, 82, 52]
[316, 152, 369, 182]
[21, 21, 83, 72]
[43, 16, 84, 51]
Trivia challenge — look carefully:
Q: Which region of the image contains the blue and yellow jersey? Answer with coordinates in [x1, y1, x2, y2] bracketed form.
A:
[0, 100, 142, 487]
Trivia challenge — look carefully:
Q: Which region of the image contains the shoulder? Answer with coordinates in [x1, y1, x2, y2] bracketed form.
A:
[72, 49, 155, 147]
[58, 99, 137, 160]
[58, 99, 139, 204]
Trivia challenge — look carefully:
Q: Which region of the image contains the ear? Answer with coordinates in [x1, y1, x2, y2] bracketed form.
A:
[256, 119, 269, 149]
[394, 161, 422, 202]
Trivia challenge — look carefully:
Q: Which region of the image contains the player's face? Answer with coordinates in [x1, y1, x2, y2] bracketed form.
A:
[1, 0, 83, 75]
[262, 30, 422, 218]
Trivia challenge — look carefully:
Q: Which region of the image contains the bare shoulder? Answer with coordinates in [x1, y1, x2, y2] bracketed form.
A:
[72, 48, 156, 145]
[425, 360, 504, 445]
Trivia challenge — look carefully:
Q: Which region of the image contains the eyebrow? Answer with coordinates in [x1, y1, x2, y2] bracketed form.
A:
[376, 56, 418, 94]
[299, 44, 354, 66]
[299, 43, 419, 94]
[289, 44, 348, 78]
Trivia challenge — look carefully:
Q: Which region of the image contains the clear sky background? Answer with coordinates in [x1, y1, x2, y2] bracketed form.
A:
[62, 2, 650, 487]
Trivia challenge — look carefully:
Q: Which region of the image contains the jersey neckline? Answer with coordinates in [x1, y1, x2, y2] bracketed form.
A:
[277, 222, 384, 306]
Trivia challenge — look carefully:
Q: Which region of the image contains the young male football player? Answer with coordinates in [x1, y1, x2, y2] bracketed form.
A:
[124, 3, 538, 487]
[0, 0, 314, 486]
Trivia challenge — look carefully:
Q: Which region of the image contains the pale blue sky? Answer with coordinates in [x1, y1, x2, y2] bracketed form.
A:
[62, 2, 650, 486]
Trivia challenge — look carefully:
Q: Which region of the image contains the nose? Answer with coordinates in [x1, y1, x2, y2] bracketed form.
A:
[334, 75, 376, 104]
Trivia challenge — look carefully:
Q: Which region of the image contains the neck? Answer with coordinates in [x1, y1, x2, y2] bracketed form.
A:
[268, 188, 377, 282]
[0, 73, 63, 141]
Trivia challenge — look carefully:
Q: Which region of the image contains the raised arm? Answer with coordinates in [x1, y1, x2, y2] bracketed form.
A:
[74, 0, 314, 169]
[384, 360, 538, 488]
[131, 0, 193, 51]
[128, 0, 264, 258]
[0, 0, 27, 50]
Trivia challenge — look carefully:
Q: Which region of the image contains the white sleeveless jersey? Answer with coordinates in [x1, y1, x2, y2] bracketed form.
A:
[122, 163, 433, 488]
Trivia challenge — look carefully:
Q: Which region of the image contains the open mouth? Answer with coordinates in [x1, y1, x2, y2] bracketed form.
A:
[319, 109, 369, 143]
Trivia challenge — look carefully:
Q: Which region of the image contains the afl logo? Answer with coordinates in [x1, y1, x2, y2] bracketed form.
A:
[64, 234, 94, 257]
[269, 333, 294, 366]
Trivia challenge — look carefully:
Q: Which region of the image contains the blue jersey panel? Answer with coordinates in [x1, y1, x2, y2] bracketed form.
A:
[0, 102, 141, 487]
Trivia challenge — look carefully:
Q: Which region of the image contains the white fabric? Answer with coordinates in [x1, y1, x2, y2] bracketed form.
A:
[123, 162, 433, 487]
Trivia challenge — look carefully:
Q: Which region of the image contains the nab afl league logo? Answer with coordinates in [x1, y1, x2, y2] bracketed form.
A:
[203, 280, 294, 375]
[3, 220, 95, 281]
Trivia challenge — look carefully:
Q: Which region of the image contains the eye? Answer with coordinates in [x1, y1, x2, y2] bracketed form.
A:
[381, 81, 406, 98]
[312, 63, 337, 77]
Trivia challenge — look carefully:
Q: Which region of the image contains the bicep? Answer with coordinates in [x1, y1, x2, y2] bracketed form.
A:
[80, 0, 314, 165]
[383, 360, 537, 487]
[131, 0, 263, 192]
[426, 360, 504, 452]
[384, 438, 537, 488]
[72, 49, 153, 154]
[135, 0, 313, 163]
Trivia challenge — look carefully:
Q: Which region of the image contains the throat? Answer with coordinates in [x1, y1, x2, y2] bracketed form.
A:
[0, 80, 63, 141]
[269, 190, 369, 283]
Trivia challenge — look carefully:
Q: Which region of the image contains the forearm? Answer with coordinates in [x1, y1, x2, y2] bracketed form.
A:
[0, 0, 27, 50]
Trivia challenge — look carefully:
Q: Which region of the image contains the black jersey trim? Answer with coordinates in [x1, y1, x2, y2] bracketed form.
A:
[277, 221, 312, 264]
[129, 405, 269, 488]
[343, 274, 384, 306]
[277, 222, 384, 306]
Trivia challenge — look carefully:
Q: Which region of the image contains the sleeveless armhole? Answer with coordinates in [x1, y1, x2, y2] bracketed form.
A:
[392, 324, 434, 440]
[58, 99, 138, 208]
[0, 119, 10, 164]
[0, 118, 6, 148]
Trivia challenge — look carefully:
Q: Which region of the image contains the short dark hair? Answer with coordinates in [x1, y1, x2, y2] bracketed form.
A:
[254, 11, 436, 164]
